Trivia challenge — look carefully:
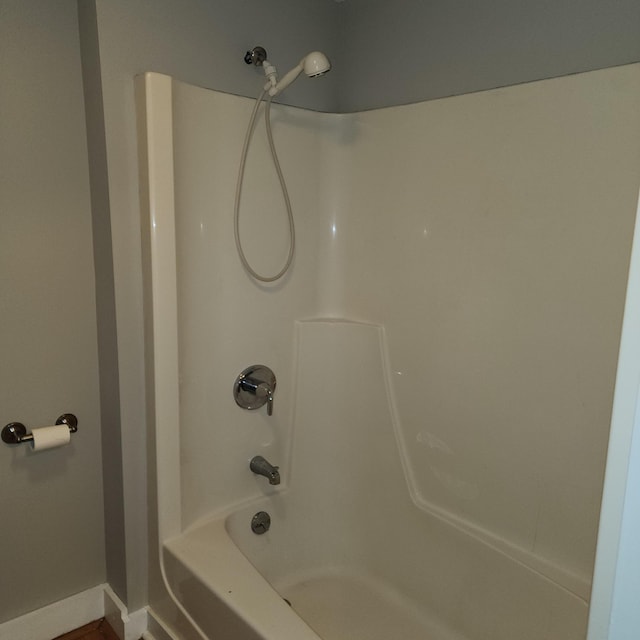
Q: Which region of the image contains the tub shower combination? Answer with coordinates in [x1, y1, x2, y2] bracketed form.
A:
[139, 59, 640, 640]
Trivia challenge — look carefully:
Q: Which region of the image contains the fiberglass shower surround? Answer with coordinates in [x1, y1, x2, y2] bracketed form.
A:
[141, 64, 640, 640]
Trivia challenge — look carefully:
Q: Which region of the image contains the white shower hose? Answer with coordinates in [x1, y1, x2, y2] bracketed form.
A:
[234, 88, 296, 282]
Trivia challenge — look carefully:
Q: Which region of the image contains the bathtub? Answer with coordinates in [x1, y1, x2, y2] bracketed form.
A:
[165, 497, 587, 640]
[162, 321, 588, 640]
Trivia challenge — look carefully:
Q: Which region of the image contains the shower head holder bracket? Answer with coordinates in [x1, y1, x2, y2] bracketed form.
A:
[244, 46, 268, 67]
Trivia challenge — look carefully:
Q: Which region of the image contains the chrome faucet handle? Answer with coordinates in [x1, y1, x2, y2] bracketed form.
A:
[255, 382, 274, 416]
[234, 365, 277, 415]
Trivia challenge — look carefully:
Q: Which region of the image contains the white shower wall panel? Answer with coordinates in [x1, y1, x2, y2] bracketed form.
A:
[171, 82, 337, 526]
[334, 64, 640, 589]
[170, 64, 640, 595]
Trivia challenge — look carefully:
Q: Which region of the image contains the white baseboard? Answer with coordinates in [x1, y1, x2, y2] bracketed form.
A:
[0, 584, 105, 640]
[0, 583, 165, 640]
[103, 584, 148, 640]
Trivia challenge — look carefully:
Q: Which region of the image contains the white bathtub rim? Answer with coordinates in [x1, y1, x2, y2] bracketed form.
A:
[165, 515, 322, 640]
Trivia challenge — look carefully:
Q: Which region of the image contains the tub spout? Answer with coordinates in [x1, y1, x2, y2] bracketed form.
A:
[249, 455, 281, 485]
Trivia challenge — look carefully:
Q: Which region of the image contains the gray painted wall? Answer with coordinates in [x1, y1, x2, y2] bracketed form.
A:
[95, 0, 342, 111]
[0, 0, 105, 623]
[337, 0, 640, 111]
[77, 0, 129, 605]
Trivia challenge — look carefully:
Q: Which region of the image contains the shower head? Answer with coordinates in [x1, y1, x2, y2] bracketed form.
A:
[302, 51, 331, 78]
[267, 51, 331, 97]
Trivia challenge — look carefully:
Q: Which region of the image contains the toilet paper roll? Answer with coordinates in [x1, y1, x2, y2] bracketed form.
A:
[31, 425, 71, 451]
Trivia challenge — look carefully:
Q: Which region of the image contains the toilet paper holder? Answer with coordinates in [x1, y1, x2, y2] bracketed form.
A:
[2, 413, 78, 445]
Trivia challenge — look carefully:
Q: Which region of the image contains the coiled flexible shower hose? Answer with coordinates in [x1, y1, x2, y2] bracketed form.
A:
[234, 89, 296, 282]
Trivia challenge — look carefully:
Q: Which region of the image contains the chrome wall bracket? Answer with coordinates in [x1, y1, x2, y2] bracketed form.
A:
[233, 365, 276, 416]
[244, 46, 267, 67]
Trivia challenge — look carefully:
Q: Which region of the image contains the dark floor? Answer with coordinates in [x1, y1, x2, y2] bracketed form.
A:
[52, 618, 121, 640]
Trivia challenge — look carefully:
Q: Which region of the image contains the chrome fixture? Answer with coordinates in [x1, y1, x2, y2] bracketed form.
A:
[251, 511, 271, 534]
[234, 364, 276, 415]
[2, 413, 78, 445]
[244, 46, 267, 67]
[249, 455, 281, 485]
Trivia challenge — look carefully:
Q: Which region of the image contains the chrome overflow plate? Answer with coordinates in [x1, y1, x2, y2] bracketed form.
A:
[233, 365, 276, 415]
[251, 511, 271, 535]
